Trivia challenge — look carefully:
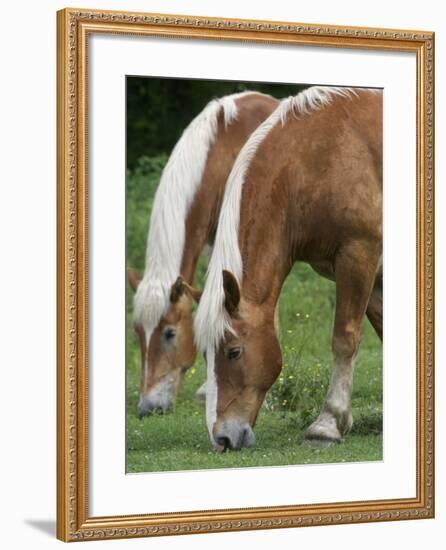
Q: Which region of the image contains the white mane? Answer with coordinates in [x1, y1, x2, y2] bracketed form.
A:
[133, 91, 258, 335]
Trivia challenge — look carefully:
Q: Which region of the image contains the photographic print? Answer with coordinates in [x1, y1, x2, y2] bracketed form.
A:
[126, 78, 383, 473]
[57, 8, 433, 541]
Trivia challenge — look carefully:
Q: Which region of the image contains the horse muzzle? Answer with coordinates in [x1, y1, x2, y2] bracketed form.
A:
[213, 419, 255, 451]
[138, 381, 175, 418]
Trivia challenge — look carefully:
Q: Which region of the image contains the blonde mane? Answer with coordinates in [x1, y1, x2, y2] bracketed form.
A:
[133, 91, 259, 336]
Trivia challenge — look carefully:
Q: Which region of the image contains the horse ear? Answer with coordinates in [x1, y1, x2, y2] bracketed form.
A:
[128, 268, 141, 292]
[182, 281, 202, 304]
[171, 276, 202, 304]
[222, 270, 240, 316]
[170, 277, 184, 303]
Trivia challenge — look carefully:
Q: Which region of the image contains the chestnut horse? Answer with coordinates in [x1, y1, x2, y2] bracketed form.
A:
[194, 86, 382, 450]
[129, 91, 279, 417]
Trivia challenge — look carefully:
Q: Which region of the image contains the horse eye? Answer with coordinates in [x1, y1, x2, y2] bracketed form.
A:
[227, 347, 242, 360]
[164, 327, 176, 341]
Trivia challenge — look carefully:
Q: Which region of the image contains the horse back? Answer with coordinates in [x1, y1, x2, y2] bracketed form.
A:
[242, 89, 383, 263]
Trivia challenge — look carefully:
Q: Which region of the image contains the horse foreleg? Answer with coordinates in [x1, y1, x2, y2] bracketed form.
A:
[305, 241, 381, 444]
[195, 381, 207, 402]
[366, 286, 383, 341]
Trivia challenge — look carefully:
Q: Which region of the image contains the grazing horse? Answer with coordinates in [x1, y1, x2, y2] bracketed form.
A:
[194, 86, 383, 451]
[129, 91, 279, 418]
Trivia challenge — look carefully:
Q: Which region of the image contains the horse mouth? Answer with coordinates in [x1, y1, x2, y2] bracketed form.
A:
[214, 424, 255, 451]
[138, 405, 171, 419]
[138, 381, 176, 418]
[215, 436, 231, 452]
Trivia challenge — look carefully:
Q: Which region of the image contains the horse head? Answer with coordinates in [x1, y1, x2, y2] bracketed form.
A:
[210, 271, 282, 451]
[129, 269, 201, 418]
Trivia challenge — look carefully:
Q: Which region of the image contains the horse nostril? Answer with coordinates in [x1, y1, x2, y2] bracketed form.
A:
[215, 436, 231, 452]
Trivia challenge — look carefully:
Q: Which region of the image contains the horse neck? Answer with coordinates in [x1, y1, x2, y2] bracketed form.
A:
[180, 96, 278, 285]
[178, 125, 233, 284]
[180, 193, 221, 284]
[238, 199, 293, 314]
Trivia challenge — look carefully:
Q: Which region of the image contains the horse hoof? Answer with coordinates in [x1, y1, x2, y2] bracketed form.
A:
[304, 412, 343, 444]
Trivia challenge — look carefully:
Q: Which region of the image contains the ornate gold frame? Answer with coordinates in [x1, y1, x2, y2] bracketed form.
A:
[57, 7, 435, 542]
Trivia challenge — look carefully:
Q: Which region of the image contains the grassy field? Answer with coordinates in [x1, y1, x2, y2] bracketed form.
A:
[126, 156, 383, 473]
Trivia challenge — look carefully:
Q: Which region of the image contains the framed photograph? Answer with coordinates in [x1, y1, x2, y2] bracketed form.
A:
[57, 7, 435, 542]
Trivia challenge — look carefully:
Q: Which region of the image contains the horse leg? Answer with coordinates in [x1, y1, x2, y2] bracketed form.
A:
[195, 381, 207, 402]
[305, 241, 381, 444]
[366, 285, 383, 341]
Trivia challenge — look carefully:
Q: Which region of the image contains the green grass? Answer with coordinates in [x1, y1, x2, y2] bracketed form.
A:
[126, 156, 383, 473]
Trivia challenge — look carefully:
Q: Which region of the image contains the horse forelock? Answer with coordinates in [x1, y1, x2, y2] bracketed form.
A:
[133, 91, 262, 336]
[205, 345, 218, 442]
